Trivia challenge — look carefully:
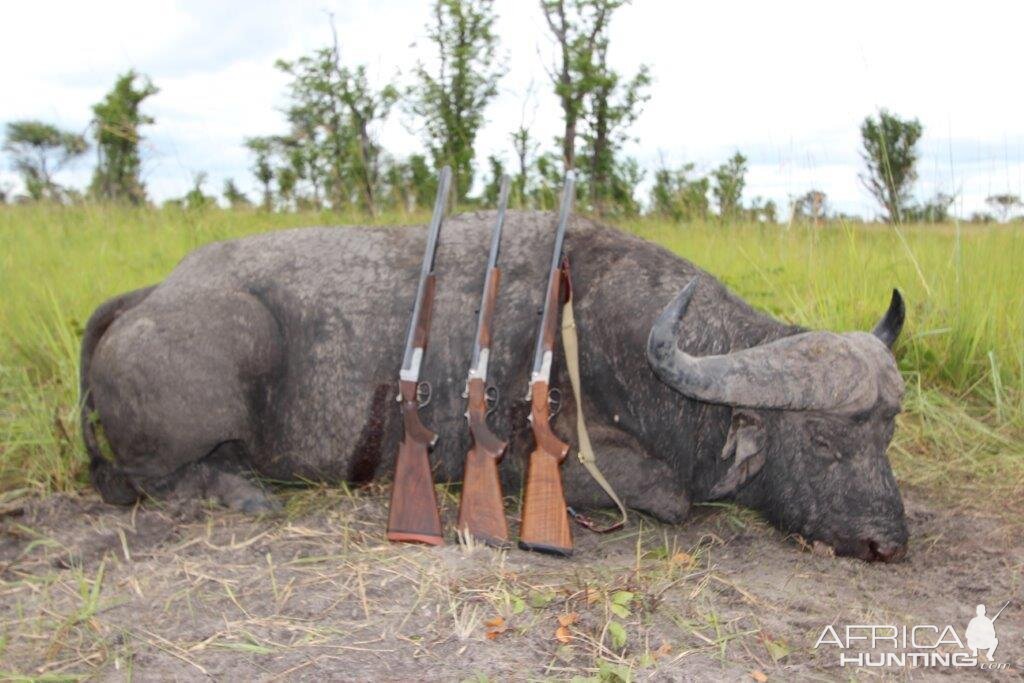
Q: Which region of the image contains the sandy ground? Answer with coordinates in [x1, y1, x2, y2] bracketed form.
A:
[1, 485, 1021, 681]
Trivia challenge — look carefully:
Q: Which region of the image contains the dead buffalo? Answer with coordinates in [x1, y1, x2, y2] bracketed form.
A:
[80, 211, 908, 561]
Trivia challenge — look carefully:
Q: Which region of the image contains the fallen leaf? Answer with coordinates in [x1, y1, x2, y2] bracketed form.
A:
[759, 631, 791, 661]
[555, 625, 572, 644]
[750, 670, 768, 682]
[484, 615, 507, 640]
[585, 588, 601, 604]
[557, 612, 579, 627]
[654, 641, 672, 659]
[670, 552, 693, 566]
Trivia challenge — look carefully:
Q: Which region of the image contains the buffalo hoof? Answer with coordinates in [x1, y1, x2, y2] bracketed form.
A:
[239, 495, 282, 516]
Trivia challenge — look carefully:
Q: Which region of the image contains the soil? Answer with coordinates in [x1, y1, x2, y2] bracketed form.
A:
[1, 486, 1021, 681]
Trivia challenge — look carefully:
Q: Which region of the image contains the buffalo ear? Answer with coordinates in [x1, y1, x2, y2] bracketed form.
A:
[709, 410, 766, 499]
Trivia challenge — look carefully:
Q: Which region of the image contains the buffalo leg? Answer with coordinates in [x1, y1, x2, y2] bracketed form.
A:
[136, 441, 280, 514]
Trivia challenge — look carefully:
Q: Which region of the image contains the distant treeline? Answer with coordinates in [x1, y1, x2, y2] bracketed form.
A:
[2, 1, 1022, 224]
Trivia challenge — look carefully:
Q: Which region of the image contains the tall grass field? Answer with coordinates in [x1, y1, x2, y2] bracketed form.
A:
[1, 205, 1021, 513]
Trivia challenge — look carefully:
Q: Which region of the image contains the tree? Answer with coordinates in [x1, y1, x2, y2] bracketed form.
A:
[603, 156, 644, 216]
[508, 85, 539, 207]
[859, 109, 922, 223]
[747, 196, 777, 224]
[906, 193, 954, 223]
[411, 0, 504, 200]
[711, 152, 747, 221]
[541, 0, 617, 174]
[530, 152, 563, 210]
[179, 172, 215, 210]
[223, 178, 251, 209]
[482, 155, 506, 205]
[649, 162, 709, 221]
[792, 189, 828, 224]
[985, 193, 1022, 222]
[406, 154, 438, 210]
[276, 24, 399, 215]
[580, 38, 650, 212]
[334, 61, 399, 214]
[3, 120, 87, 201]
[89, 71, 159, 204]
[275, 163, 298, 211]
[509, 125, 534, 207]
[245, 137, 276, 211]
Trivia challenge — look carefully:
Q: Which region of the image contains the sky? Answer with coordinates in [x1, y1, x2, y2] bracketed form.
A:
[1, 0, 1022, 218]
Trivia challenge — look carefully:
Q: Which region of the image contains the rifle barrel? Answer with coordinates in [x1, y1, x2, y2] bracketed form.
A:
[468, 176, 510, 381]
[401, 165, 452, 380]
[530, 174, 575, 383]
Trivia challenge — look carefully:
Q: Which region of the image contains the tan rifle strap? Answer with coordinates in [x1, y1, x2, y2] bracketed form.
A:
[560, 285, 628, 533]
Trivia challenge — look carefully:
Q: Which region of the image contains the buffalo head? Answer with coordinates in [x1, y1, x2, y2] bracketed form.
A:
[647, 281, 908, 562]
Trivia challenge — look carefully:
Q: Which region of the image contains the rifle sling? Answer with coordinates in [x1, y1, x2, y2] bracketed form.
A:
[560, 271, 628, 534]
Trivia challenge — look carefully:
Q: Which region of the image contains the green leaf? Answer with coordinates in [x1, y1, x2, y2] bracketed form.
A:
[607, 621, 628, 649]
[597, 659, 632, 682]
[511, 594, 526, 614]
[765, 637, 790, 661]
[610, 603, 630, 619]
[611, 591, 634, 606]
[528, 589, 554, 608]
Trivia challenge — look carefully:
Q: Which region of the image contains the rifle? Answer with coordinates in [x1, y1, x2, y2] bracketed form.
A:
[456, 175, 512, 547]
[518, 175, 575, 556]
[387, 166, 452, 545]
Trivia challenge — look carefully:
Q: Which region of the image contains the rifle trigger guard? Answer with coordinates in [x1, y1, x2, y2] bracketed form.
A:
[484, 384, 499, 417]
[547, 387, 562, 418]
[416, 381, 432, 408]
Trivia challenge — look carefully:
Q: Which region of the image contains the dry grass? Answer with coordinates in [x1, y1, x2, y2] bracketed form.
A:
[2, 484, 1021, 680]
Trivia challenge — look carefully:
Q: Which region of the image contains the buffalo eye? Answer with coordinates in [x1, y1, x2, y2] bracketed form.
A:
[804, 417, 849, 462]
[811, 435, 843, 461]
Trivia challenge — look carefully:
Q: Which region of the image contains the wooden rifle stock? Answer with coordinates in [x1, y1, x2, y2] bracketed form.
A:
[387, 274, 444, 545]
[457, 376, 509, 546]
[519, 380, 572, 555]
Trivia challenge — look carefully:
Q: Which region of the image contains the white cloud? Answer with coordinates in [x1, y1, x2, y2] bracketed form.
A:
[1, 0, 1022, 217]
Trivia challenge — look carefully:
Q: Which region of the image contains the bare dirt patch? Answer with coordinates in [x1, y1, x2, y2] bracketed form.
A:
[1, 487, 1021, 681]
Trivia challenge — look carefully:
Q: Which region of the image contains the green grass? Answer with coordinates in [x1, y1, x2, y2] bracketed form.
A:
[1, 205, 1021, 510]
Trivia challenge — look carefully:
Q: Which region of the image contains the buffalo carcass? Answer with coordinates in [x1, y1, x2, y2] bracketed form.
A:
[81, 211, 908, 561]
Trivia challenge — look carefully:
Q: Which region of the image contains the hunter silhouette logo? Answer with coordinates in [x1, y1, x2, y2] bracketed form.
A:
[814, 600, 1012, 669]
[965, 601, 1008, 661]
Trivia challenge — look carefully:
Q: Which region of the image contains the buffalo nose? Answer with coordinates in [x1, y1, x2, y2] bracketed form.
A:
[867, 539, 907, 563]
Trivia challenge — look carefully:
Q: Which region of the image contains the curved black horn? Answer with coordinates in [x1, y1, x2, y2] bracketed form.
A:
[646, 282, 879, 412]
[646, 279, 698, 369]
[871, 289, 905, 349]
